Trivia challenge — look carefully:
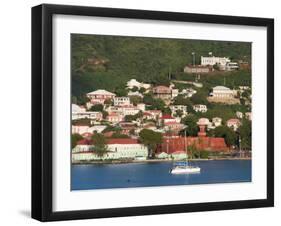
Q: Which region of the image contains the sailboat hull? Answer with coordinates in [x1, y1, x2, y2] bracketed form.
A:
[170, 166, 201, 174]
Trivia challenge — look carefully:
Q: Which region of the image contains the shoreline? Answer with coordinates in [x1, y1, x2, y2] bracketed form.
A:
[72, 157, 251, 165]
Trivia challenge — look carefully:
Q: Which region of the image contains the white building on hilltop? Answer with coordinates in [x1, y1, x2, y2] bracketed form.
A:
[127, 79, 151, 90]
[210, 86, 235, 98]
[201, 56, 230, 66]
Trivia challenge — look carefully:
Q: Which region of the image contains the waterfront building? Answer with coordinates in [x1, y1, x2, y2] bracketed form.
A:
[113, 97, 130, 106]
[72, 138, 149, 161]
[193, 104, 207, 113]
[226, 118, 241, 131]
[156, 122, 228, 154]
[87, 89, 116, 105]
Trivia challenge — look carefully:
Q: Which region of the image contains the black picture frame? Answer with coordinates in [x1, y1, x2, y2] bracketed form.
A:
[32, 4, 274, 222]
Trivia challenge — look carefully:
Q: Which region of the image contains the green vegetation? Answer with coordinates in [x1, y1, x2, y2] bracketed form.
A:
[89, 104, 103, 112]
[71, 133, 83, 149]
[139, 129, 163, 158]
[72, 118, 91, 126]
[71, 34, 251, 99]
[124, 112, 143, 122]
[111, 132, 130, 138]
[212, 125, 238, 146]
[239, 119, 252, 150]
[91, 133, 108, 157]
[181, 115, 199, 136]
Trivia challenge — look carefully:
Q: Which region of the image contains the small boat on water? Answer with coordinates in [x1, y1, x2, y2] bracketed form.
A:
[170, 130, 201, 174]
[170, 161, 200, 174]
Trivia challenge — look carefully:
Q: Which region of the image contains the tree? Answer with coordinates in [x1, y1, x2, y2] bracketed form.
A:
[131, 86, 139, 92]
[139, 129, 163, 158]
[102, 110, 108, 119]
[213, 126, 237, 147]
[181, 115, 199, 136]
[190, 92, 208, 105]
[139, 87, 146, 94]
[90, 104, 103, 112]
[91, 133, 108, 157]
[175, 109, 183, 117]
[187, 143, 197, 159]
[104, 98, 112, 105]
[162, 107, 172, 115]
[124, 112, 143, 122]
[115, 86, 128, 97]
[173, 95, 192, 106]
[71, 133, 83, 149]
[111, 132, 130, 138]
[129, 95, 142, 106]
[75, 95, 90, 105]
[148, 98, 166, 111]
[238, 119, 251, 150]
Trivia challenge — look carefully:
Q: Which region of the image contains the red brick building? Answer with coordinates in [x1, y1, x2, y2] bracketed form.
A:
[156, 123, 228, 153]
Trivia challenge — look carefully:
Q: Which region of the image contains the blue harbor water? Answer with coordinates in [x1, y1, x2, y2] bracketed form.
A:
[71, 160, 251, 190]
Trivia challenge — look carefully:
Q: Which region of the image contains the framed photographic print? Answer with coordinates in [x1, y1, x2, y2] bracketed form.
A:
[32, 4, 274, 221]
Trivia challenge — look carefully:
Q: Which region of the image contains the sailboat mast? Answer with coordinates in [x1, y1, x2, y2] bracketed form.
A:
[184, 130, 188, 162]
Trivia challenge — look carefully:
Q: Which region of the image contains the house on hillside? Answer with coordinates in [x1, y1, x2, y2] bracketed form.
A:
[87, 89, 116, 105]
[113, 97, 130, 106]
[169, 105, 188, 117]
[209, 86, 235, 98]
[153, 86, 172, 102]
[184, 64, 213, 74]
[193, 104, 207, 113]
[226, 118, 241, 131]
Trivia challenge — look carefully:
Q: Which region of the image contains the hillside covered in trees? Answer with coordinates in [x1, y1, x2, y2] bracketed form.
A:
[71, 34, 251, 101]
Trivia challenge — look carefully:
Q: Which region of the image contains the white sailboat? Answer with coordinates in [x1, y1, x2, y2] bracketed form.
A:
[170, 130, 201, 174]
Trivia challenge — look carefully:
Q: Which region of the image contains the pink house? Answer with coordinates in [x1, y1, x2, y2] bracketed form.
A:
[106, 112, 123, 124]
[226, 118, 241, 131]
[159, 114, 178, 125]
